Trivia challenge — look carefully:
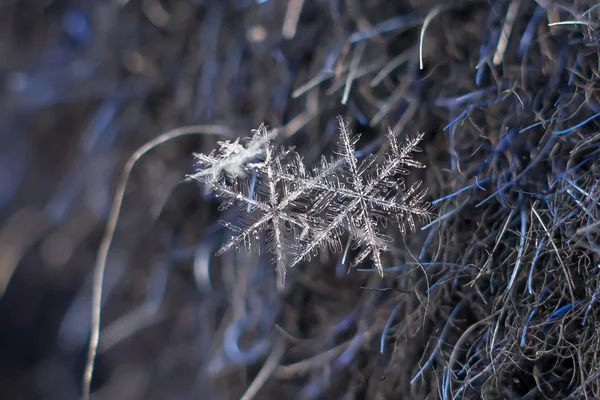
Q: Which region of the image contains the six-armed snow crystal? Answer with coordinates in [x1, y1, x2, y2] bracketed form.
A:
[190, 116, 432, 286]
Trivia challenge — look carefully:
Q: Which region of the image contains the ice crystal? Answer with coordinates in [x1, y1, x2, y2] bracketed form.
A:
[190, 116, 432, 287]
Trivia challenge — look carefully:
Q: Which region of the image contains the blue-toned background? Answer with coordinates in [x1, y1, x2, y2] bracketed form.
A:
[2, 1, 600, 399]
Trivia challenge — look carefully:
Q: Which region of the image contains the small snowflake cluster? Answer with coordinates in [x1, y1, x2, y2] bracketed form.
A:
[190, 116, 432, 287]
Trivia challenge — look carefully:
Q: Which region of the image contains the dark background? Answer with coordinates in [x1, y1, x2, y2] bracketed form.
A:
[1, 1, 600, 399]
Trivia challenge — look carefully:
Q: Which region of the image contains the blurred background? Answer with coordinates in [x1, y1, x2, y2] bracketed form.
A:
[2, 1, 600, 399]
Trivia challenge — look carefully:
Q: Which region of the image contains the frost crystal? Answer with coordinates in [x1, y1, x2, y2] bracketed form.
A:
[190, 117, 432, 287]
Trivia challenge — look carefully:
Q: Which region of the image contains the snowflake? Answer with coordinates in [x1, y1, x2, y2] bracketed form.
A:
[190, 116, 433, 287]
